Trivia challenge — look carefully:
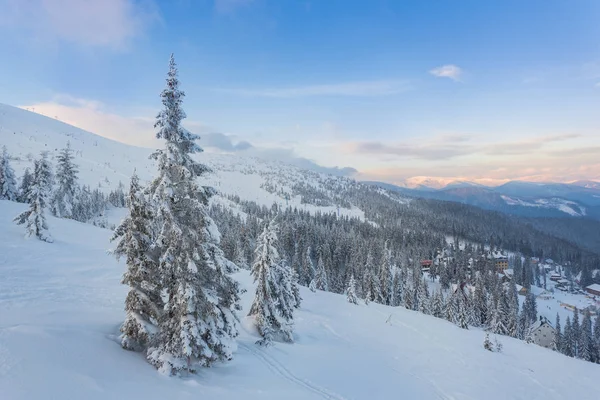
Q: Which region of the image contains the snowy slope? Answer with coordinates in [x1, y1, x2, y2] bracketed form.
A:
[0, 103, 365, 219]
[1, 200, 599, 400]
[500, 195, 587, 217]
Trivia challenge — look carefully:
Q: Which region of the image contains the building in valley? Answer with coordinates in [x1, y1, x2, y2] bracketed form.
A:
[530, 317, 555, 349]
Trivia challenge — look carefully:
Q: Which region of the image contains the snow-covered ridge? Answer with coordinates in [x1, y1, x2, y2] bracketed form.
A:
[0, 103, 366, 219]
[500, 195, 586, 217]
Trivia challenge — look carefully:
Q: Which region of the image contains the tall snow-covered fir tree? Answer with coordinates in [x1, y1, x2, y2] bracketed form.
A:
[391, 268, 403, 306]
[52, 142, 79, 218]
[379, 245, 393, 305]
[248, 220, 295, 345]
[472, 273, 488, 327]
[18, 167, 33, 203]
[0, 146, 18, 201]
[304, 246, 316, 284]
[145, 54, 240, 374]
[579, 310, 593, 362]
[346, 274, 358, 305]
[312, 254, 329, 291]
[418, 277, 430, 315]
[112, 171, 161, 351]
[523, 292, 538, 325]
[563, 316, 574, 357]
[572, 308, 580, 358]
[14, 152, 53, 242]
[553, 313, 562, 352]
[274, 257, 301, 316]
[430, 290, 444, 318]
[593, 316, 600, 363]
[490, 295, 508, 336]
[290, 268, 302, 309]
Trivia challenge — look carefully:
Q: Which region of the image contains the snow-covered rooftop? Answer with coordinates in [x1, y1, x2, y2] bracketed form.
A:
[586, 284, 600, 292]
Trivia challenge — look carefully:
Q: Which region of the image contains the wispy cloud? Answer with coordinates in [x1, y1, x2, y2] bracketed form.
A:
[343, 133, 583, 161]
[0, 0, 159, 49]
[429, 64, 463, 81]
[214, 80, 411, 98]
[481, 134, 582, 155]
[345, 141, 474, 160]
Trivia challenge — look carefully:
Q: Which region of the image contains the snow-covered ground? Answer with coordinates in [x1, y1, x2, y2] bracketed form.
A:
[500, 195, 586, 217]
[1, 200, 599, 400]
[529, 280, 600, 323]
[0, 103, 365, 220]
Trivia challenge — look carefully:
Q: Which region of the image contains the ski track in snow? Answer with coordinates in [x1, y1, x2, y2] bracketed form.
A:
[238, 343, 347, 400]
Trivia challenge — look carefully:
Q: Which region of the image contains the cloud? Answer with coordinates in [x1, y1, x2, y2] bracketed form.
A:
[549, 146, 600, 157]
[201, 132, 253, 152]
[214, 0, 254, 14]
[343, 135, 476, 160]
[429, 65, 463, 81]
[481, 134, 582, 155]
[347, 141, 473, 160]
[191, 131, 357, 176]
[344, 133, 583, 161]
[20, 95, 356, 177]
[357, 157, 600, 187]
[0, 0, 159, 49]
[214, 80, 411, 98]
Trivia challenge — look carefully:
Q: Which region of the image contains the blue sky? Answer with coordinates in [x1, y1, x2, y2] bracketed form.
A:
[1, 0, 599, 184]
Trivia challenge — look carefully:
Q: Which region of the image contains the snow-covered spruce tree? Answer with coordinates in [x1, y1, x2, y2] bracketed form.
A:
[563, 316, 574, 357]
[248, 221, 294, 345]
[17, 167, 33, 203]
[233, 241, 249, 270]
[431, 290, 444, 318]
[523, 292, 538, 325]
[305, 246, 316, 284]
[517, 308, 528, 340]
[483, 333, 493, 351]
[490, 297, 507, 336]
[346, 274, 359, 305]
[313, 254, 329, 291]
[594, 316, 600, 363]
[111, 171, 161, 351]
[457, 296, 469, 330]
[0, 146, 18, 201]
[379, 245, 393, 305]
[418, 277, 430, 315]
[525, 325, 534, 344]
[392, 268, 403, 306]
[273, 258, 300, 317]
[579, 311, 594, 362]
[553, 313, 562, 353]
[51, 142, 79, 218]
[145, 55, 240, 374]
[472, 273, 488, 327]
[290, 268, 302, 308]
[363, 252, 382, 304]
[14, 152, 53, 242]
[572, 308, 580, 358]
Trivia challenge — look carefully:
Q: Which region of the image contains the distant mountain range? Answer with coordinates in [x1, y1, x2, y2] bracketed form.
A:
[368, 180, 600, 220]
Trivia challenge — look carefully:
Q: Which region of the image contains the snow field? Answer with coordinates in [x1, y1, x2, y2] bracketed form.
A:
[1, 200, 599, 400]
